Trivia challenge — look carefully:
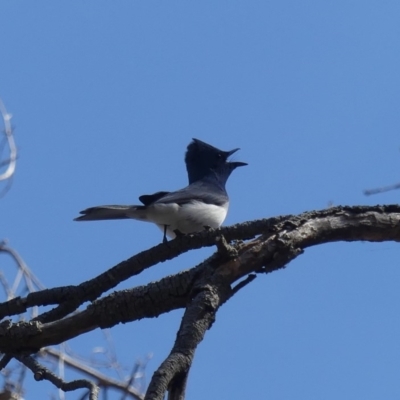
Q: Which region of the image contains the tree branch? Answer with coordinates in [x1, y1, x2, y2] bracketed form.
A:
[0, 206, 399, 354]
[15, 354, 99, 400]
[3, 205, 397, 324]
[145, 276, 232, 400]
[0, 98, 17, 187]
[42, 348, 144, 400]
[0, 214, 290, 321]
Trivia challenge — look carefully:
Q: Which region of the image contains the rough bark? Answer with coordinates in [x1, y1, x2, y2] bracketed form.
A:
[1, 205, 400, 399]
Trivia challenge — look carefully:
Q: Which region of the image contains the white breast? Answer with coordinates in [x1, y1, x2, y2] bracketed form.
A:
[147, 200, 229, 238]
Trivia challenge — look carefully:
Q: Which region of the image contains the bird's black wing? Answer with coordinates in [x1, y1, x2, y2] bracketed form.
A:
[139, 191, 170, 205]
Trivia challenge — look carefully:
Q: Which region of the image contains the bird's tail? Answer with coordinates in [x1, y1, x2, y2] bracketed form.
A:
[74, 205, 141, 221]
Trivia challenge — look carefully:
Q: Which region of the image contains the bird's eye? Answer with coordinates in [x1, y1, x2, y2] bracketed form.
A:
[217, 153, 222, 158]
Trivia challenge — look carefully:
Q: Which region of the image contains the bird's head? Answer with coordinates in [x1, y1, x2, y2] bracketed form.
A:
[185, 138, 242, 184]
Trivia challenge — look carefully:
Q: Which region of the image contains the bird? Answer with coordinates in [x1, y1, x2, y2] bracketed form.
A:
[74, 142, 246, 243]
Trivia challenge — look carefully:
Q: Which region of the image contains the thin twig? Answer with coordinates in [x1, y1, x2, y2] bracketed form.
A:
[120, 360, 142, 400]
[43, 348, 143, 400]
[0, 98, 17, 182]
[0, 271, 12, 299]
[58, 343, 66, 400]
[16, 355, 99, 400]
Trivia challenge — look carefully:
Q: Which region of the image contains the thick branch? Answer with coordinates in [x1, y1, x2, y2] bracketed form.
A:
[0, 206, 399, 353]
[145, 277, 232, 400]
[2, 205, 397, 323]
[0, 213, 289, 322]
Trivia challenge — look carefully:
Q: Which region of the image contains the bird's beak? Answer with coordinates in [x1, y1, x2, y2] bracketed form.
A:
[227, 148, 240, 157]
[230, 161, 248, 168]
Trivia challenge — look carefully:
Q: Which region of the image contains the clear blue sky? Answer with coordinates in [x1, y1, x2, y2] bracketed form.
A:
[2, 1, 400, 399]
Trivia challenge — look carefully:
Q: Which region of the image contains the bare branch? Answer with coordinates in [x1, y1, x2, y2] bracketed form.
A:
[1, 205, 400, 398]
[43, 348, 144, 400]
[0, 242, 46, 319]
[145, 276, 231, 400]
[0, 213, 290, 322]
[0, 98, 17, 184]
[0, 241, 46, 293]
[15, 355, 99, 400]
[1, 206, 399, 352]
